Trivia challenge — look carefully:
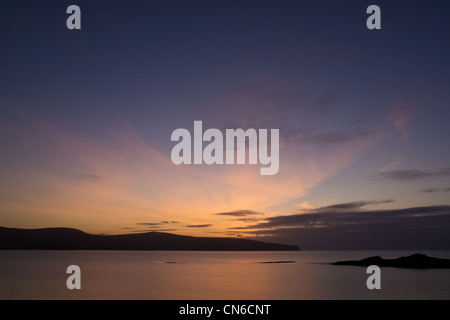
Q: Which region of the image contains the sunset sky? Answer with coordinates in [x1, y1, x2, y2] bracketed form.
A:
[1, 0, 450, 249]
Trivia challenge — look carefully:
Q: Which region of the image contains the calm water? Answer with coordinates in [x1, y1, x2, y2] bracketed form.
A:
[1, 250, 450, 300]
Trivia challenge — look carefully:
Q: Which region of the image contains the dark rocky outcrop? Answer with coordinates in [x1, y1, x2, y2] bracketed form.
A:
[333, 253, 450, 268]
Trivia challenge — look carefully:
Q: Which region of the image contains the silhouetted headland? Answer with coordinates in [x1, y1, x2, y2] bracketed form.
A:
[333, 253, 450, 269]
[0, 227, 300, 251]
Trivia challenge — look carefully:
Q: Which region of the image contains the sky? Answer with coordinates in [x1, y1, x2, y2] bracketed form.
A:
[1, 0, 450, 249]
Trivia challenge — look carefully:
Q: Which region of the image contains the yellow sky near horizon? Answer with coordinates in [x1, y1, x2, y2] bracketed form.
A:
[0, 111, 391, 237]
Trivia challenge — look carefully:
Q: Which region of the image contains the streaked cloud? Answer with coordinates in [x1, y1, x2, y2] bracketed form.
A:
[421, 187, 450, 193]
[372, 168, 450, 182]
[225, 201, 450, 248]
[186, 224, 213, 228]
[214, 210, 262, 217]
[229, 217, 264, 223]
[239, 205, 450, 231]
[294, 129, 372, 148]
[389, 103, 413, 138]
[136, 222, 162, 226]
[307, 199, 395, 212]
[379, 153, 404, 172]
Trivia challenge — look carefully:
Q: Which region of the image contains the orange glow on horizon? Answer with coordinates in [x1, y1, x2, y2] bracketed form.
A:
[0, 110, 390, 237]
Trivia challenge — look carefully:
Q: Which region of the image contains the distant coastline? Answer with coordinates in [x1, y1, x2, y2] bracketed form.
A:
[0, 226, 300, 251]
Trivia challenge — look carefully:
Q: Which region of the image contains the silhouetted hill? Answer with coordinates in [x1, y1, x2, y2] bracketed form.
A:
[333, 253, 450, 268]
[0, 226, 300, 251]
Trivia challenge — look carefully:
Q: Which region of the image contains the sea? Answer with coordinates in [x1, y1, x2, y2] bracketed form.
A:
[1, 250, 450, 300]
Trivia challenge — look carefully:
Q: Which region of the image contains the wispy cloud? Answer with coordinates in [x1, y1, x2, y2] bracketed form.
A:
[371, 168, 450, 182]
[307, 199, 395, 213]
[238, 205, 450, 231]
[373, 170, 430, 181]
[379, 153, 404, 172]
[294, 130, 372, 148]
[389, 103, 413, 138]
[214, 209, 263, 217]
[134, 221, 180, 228]
[230, 204, 450, 249]
[229, 217, 264, 223]
[186, 224, 213, 228]
[421, 187, 450, 193]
